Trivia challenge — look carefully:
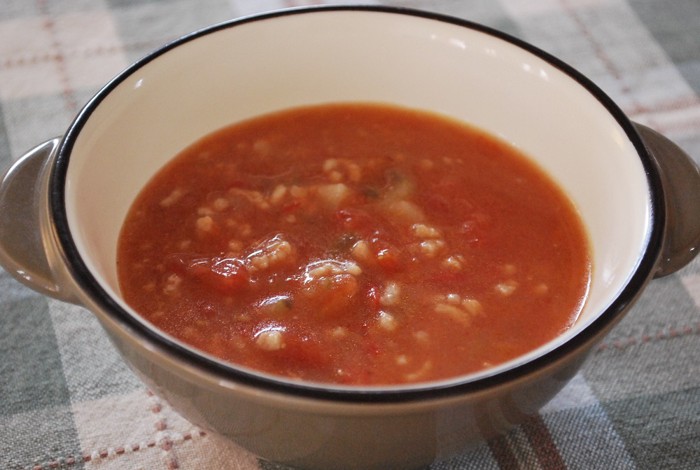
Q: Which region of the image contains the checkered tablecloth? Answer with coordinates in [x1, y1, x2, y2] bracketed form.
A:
[1, 1, 698, 469]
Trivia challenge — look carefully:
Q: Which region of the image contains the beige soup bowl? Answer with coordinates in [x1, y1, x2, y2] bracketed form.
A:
[1, 6, 699, 470]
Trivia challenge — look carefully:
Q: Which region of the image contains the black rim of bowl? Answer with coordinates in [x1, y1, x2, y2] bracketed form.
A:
[51, 5, 665, 403]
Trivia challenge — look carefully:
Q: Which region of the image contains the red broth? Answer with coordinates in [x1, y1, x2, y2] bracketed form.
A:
[117, 103, 591, 385]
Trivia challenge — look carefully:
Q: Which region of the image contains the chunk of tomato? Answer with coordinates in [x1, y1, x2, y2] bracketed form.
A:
[369, 237, 403, 272]
[188, 256, 249, 293]
[300, 273, 359, 318]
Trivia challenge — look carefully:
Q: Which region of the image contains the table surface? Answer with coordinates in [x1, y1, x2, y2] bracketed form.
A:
[1, 1, 698, 469]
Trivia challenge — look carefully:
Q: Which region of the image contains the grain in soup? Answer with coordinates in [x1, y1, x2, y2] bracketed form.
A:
[117, 103, 591, 385]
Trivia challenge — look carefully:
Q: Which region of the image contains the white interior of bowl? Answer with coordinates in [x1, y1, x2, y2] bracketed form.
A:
[65, 9, 651, 385]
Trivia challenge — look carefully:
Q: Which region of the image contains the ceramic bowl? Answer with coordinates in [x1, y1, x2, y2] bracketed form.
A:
[1, 6, 699, 470]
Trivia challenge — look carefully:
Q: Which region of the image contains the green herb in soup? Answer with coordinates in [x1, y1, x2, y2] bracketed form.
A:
[117, 103, 591, 385]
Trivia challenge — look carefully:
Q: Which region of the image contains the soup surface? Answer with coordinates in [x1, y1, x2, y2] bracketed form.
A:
[117, 103, 591, 385]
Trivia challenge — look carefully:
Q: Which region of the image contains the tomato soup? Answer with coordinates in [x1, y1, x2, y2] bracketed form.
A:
[117, 103, 591, 385]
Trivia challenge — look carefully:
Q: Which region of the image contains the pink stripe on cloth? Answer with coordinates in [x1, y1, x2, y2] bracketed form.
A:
[523, 416, 568, 470]
[488, 433, 523, 470]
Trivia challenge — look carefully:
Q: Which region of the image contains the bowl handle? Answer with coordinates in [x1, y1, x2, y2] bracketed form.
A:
[0, 138, 78, 302]
[634, 123, 700, 277]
